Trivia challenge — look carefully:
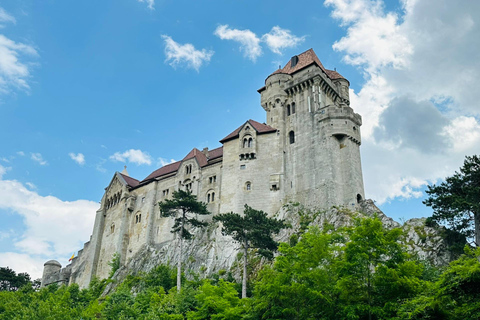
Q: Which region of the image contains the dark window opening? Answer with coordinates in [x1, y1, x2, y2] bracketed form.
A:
[289, 131, 295, 144]
[357, 194, 363, 204]
[291, 55, 299, 68]
[291, 102, 296, 114]
[287, 105, 291, 116]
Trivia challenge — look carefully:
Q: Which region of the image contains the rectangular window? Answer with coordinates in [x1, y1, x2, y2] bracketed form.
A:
[240, 164, 246, 170]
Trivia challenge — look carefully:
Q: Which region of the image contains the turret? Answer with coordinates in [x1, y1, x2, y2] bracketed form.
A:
[41, 260, 62, 287]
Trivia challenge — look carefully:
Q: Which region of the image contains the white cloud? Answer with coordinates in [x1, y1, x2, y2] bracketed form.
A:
[0, 32, 38, 95]
[157, 157, 176, 167]
[0, 170, 99, 278]
[0, 253, 45, 280]
[17, 151, 25, 156]
[214, 25, 262, 62]
[110, 149, 152, 165]
[30, 152, 47, 165]
[138, 0, 155, 10]
[0, 7, 16, 26]
[0, 164, 7, 178]
[325, 0, 480, 204]
[262, 26, 305, 55]
[69, 152, 85, 166]
[162, 35, 214, 72]
[25, 182, 36, 190]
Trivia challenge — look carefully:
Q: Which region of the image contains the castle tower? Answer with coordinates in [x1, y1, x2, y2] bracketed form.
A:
[258, 49, 365, 209]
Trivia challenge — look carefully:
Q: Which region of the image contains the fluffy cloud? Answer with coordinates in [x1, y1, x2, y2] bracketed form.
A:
[215, 25, 305, 61]
[325, 0, 480, 203]
[138, 0, 154, 10]
[0, 164, 99, 279]
[214, 25, 262, 61]
[30, 152, 47, 165]
[69, 152, 85, 166]
[262, 26, 305, 55]
[110, 149, 152, 165]
[162, 35, 214, 72]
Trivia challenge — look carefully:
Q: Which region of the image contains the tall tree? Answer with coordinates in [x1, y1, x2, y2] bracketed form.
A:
[424, 155, 480, 246]
[213, 205, 287, 298]
[159, 189, 210, 292]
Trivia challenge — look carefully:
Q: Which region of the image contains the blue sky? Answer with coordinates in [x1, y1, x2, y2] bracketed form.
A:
[0, 0, 479, 279]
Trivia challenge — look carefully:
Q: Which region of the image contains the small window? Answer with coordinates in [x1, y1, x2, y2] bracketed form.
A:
[357, 194, 363, 204]
[243, 138, 248, 148]
[142, 197, 145, 203]
[240, 164, 246, 170]
[211, 192, 215, 202]
[290, 55, 299, 68]
[287, 104, 291, 116]
[207, 193, 211, 203]
[289, 131, 295, 144]
[248, 138, 253, 148]
[111, 224, 115, 234]
[245, 182, 251, 191]
[291, 102, 296, 114]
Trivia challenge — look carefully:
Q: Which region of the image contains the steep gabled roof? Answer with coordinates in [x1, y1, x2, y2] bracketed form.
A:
[220, 119, 277, 143]
[140, 146, 224, 184]
[182, 148, 208, 167]
[268, 48, 346, 81]
[119, 173, 140, 188]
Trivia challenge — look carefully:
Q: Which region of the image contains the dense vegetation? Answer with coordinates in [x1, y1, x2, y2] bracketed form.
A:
[1, 217, 479, 319]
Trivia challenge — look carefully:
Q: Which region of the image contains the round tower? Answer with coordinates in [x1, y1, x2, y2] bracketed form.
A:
[41, 260, 62, 287]
[261, 71, 291, 130]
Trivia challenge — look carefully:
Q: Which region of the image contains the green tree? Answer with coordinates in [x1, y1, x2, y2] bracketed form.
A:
[0, 267, 32, 291]
[159, 189, 210, 292]
[424, 155, 480, 246]
[254, 227, 342, 319]
[213, 204, 287, 298]
[336, 217, 424, 320]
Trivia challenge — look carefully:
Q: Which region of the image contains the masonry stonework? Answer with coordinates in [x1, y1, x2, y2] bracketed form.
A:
[41, 49, 365, 288]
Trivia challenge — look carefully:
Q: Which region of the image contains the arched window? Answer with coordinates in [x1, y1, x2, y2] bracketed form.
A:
[207, 193, 211, 203]
[243, 138, 248, 148]
[291, 102, 296, 114]
[111, 224, 115, 234]
[289, 131, 295, 144]
[357, 194, 363, 204]
[211, 192, 215, 202]
[245, 181, 251, 191]
[287, 104, 291, 116]
[248, 138, 253, 148]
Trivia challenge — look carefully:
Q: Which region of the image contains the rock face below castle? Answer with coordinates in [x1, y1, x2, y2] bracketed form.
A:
[42, 49, 368, 288]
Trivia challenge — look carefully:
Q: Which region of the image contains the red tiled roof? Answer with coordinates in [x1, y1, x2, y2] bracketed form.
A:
[120, 173, 140, 188]
[182, 148, 208, 167]
[220, 119, 277, 143]
[268, 48, 346, 81]
[142, 161, 181, 182]
[140, 146, 224, 183]
[208, 146, 223, 160]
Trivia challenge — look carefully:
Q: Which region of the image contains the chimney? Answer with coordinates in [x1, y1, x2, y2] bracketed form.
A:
[202, 147, 209, 159]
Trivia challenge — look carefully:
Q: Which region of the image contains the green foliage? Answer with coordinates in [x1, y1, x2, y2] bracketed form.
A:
[108, 252, 121, 278]
[2, 219, 480, 319]
[214, 205, 287, 260]
[424, 155, 480, 245]
[159, 189, 210, 240]
[0, 267, 33, 291]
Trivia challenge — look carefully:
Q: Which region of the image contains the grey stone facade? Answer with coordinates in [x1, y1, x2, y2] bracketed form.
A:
[42, 49, 365, 288]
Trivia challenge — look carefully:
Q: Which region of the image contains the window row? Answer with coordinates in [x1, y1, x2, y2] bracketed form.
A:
[106, 192, 122, 210]
[185, 164, 193, 174]
[206, 191, 215, 203]
[242, 137, 253, 148]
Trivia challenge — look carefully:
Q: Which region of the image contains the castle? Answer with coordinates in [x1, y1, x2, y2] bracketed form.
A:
[41, 49, 365, 288]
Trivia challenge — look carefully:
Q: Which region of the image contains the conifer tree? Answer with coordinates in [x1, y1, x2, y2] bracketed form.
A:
[424, 155, 480, 246]
[159, 189, 210, 291]
[213, 205, 287, 298]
